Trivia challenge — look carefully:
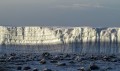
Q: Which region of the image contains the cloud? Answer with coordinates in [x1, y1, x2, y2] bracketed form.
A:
[55, 3, 104, 9]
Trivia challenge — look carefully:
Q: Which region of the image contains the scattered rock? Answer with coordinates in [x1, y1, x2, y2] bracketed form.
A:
[53, 55, 60, 60]
[57, 62, 66, 66]
[0, 68, 6, 71]
[90, 55, 98, 60]
[50, 60, 58, 63]
[89, 63, 99, 70]
[10, 53, 16, 56]
[0, 59, 6, 62]
[86, 68, 91, 71]
[23, 66, 31, 70]
[69, 61, 75, 64]
[78, 67, 85, 71]
[75, 56, 80, 61]
[8, 56, 15, 61]
[43, 68, 52, 71]
[17, 66, 22, 70]
[102, 56, 110, 61]
[33, 68, 39, 71]
[64, 54, 71, 58]
[110, 58, 117, 62]
[102, 55, 118, 62]
[42, 52, 50, 57]
[109, 55, 116, 58]
[106, 67, 112, 70]
[40, 59, 46, 64]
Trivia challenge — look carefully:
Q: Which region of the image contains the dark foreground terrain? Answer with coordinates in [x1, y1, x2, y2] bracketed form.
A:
[1, 53, 120, 71]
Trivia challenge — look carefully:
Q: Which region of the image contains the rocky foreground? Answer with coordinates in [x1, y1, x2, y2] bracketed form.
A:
[1, 53, 120, 71]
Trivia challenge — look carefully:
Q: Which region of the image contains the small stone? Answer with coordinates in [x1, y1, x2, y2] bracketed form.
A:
[89, 63, 99, 70]
[109, 55, 116, 58]
[43, 68, 52, 71]
[75, 56, 80, 61]
[64, 54, 71, 58]
[40, 59, 46, 64]
[110, 59, 117, 62]
[90, 55, 97, 60]
[86, 68, 91, 71]
[10, 53, 16, 56]
[23, 66, 31, 70]
[57, 62, 66, 66]
[42, 52, 50, 57]
[69, 61, 75, 64]
[50, 60, 58, 63]
[53, 55, 60, 60]
[107, 67, 112, 70]
[17, 66, 22, 70]
[33, 68, 39, 71]
[78, 67, 85, 71]
[8, 56, 15, 61]
[102, 56, 110, 61]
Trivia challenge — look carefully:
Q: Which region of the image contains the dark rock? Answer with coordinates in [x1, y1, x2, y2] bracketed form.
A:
[43, 68, 52, 71]
[23, 66, 31, 70]
[17, 66, 22, 70]
[99, 69, 106, 71]
[40, 59, 46, 64]
[69, 61, 75, 64]
[64, 54, 71, 58]
[86, 68, 91, 71]
[8, 56, 15, 61]
[42, 52, 50, 57]
[90, 55, 98, 60]
[52, 55, 60, 60]
[107, 67, 112, 70]
[102, 55, 118, 62]
[110, 59, 117, 62]
[33, 68, 39, 71]
[74, 56, 80, 61]
[89, 63, 99, 70]
[0, 59, 6, 62]
[10, 53, 16, 56]
[109, 55, 116, 58]
[78, 67, 85, 71]
[57, 62, 66, 66]
[102, 56, 110, 61]
[0, 67, 7, 71]
[50, 60, 58, 63]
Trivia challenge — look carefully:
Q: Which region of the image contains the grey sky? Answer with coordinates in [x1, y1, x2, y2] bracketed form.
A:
[0, 0, 120, 27]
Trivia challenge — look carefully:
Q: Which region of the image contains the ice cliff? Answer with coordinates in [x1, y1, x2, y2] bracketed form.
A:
[0, 26, 120, 45]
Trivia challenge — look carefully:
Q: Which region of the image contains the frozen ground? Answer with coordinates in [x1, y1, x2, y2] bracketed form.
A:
[1, 53, 120, 71]
[0, 44, 120, 71]
[1, 26, 120, 71]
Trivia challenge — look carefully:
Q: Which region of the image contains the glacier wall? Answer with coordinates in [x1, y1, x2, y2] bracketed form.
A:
[0, 26, 120, 45]
[0, 26, 120, 54]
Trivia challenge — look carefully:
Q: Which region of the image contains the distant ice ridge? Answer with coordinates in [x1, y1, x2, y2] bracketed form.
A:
[0, 26, 120, 45]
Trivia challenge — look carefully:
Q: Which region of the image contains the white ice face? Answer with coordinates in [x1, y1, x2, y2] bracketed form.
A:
[0, 26, 119, 45]
[0, 26, 120, 54]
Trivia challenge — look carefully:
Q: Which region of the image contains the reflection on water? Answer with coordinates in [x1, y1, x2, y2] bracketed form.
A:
[0, 43, 119, 55]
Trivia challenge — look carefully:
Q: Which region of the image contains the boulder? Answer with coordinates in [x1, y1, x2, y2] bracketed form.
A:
[17, 66, 22, 70]
[89, 63, 99, 70]
[33, 68, 39, 71]
[23, 66, 31, 70]
[43, 68, 52, 71]
[40, 59, 46, 64]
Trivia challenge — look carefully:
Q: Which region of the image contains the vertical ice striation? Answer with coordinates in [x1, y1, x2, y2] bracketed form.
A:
[0, 26, 120, 54]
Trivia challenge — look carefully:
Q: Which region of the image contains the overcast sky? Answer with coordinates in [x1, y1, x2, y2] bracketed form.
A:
[0, 0, 120, 27]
